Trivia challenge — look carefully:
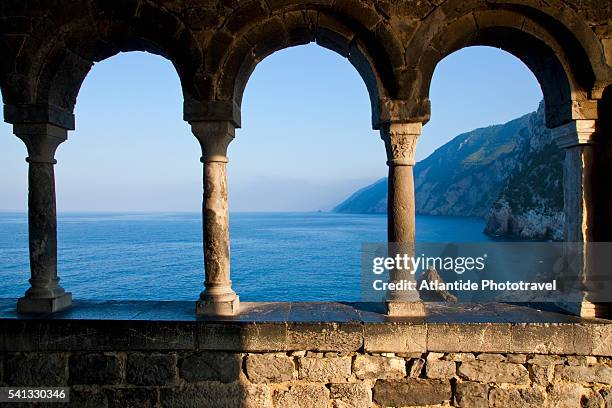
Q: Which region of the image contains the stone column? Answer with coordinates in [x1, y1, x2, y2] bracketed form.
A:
[552, 120, 608, 318]
[13, 123, 72, 313]
[380, 122, 426, 317]
[191, 121, 240, 316]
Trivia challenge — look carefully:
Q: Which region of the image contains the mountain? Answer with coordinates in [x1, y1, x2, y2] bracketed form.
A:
[333, 102, 564, 240]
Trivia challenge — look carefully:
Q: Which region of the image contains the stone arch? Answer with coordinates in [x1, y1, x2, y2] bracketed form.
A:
[207, 4, 405, 129]
[2, 3, 202, 128]
[406, 2, 611, 128]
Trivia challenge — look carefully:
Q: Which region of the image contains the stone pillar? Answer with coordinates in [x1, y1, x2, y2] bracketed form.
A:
[552, 120, 609, 318]
[380, 122, 426, 317]
[191, 121, 240, 316]
[13, 123, 72, 313]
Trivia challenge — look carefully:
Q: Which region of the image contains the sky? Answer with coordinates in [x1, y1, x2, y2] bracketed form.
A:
[0, 45, 542, 212]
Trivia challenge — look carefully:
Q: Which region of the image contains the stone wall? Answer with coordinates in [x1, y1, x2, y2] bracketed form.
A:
[1, 309, 611, 408]
[2, 349, 612, 407]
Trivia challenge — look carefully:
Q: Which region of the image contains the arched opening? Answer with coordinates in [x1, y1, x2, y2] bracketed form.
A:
[0, 93, 30, 299]
[417, 45, 562, 241]
[230, 44, 385, 301]
[36, 52, 201, 301]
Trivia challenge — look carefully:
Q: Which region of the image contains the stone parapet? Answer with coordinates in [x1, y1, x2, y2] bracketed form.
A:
[1, 301, 611, 407]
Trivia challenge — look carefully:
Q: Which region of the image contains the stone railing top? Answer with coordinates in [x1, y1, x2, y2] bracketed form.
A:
[0, 300, 610, 356]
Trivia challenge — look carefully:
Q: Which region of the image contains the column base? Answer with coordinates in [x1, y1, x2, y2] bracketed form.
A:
[386, 301, 427, 317]
[17, 292, 72, 314]
[555, 300, 610, 319]
[196, 296, 240, 317]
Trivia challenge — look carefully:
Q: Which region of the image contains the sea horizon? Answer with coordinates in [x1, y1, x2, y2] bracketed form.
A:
[0, 212, 492, 302]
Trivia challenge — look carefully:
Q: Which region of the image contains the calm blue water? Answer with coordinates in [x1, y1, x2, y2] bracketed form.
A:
[0, 212, 490, 301]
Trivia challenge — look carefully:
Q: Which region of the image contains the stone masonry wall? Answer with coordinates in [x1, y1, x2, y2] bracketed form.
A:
[2, 350, 612, 407]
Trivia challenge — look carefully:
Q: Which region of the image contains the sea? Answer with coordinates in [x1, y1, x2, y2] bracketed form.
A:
[0, 212, 492, 302]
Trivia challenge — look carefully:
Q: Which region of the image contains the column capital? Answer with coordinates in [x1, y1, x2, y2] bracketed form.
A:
[552, 120, 597, 149]
[380, 122, 422, 166]
[13, 123, 68, 164]
[190, 121, 236, 163]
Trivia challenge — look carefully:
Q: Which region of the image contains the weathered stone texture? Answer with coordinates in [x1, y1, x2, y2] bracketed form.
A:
[363, 323, 426, 353]
[5, 353, 68, 386]
[353, 354, 406, 379]
[488, 386, 546, 408]
[408, 357, 425, 377]
[373, 378, 452, 407]
[272, 383, 329, 408]
[245, 353, 295, 383]
[426, 359, 456, 379]
[457, 361, 530, 384]
[126, 352, 177, 385]
[455, 381, 489, 408]
[329, 382, 371, 408]
[69, 353, 123, 385]
[3, 348, 612, 407]
[161, 382, 272, 408]
[106, 387, 158, 408]
[298, 356, 352, 382]
[179, 351, 241, 383]
[288, 323, 363, 352]
[555, 364, 612, 384]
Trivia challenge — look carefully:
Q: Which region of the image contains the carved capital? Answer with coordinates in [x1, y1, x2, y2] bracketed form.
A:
[552, 120, 597, 149]
[13, 124, 68, 164]
[380, 122, 422, 166]
[190, 121, 235, 163]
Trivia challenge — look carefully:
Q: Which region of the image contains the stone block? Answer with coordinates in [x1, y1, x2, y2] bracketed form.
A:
[330, 382, 371, 408]
[5, 352, 68, 386]
[298, 357, 352, 382]
[273, 383, 329, 408]
[477, 353, 506, 362]
[426, 352, 445, 361]
[105, 387, 158, 408]
[426, 359, 456, 379]
[126, 352, 177, 385]
[510, 324, 581, 355]
[69, 353, 123, 385]
[353, 355, 406, 379]
[288, 323, 362, 352]
[179, 351, 241, 383]
[161, 382, 272, 408]
[530, 364, 554, 386]
[554, 364, 612, 384]
[245, 354, 295, 383]
[455, 381, 488, 408]
[591, 324, 612, 356]
[199, 323, 287, 352]
[428, 323, 511, 353]
[70, 388, 108, 408]
[128, 321, 196, 351]
[566, 355, 598, 366]
[363, 323, 426, 353]
[489, 387, 546, 408]
[446, 352, 476, 362]
[17, 292, 72, 314]
[457, 361, 529, 384]
[527, 354, 566, 366]
[507, 354, 528, 364]
[408, 358, 425, 377]
[548, 383, 588, 408]
[373, 378, 452, 407]
[36, 321, 131, 351]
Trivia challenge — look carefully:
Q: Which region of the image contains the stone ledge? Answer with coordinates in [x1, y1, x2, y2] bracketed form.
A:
[0, 300, 610, 355]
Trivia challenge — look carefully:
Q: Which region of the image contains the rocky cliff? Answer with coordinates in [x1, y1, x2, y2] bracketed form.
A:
[484, 104, 564, 240]
[333, 102, 565, 240]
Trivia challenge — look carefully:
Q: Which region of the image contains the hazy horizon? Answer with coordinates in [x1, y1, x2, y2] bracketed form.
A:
[0, 45, 542, 212]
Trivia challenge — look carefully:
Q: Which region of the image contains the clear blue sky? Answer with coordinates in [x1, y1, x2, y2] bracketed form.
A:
[0, 45, 542, 212]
